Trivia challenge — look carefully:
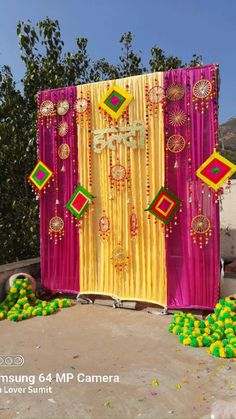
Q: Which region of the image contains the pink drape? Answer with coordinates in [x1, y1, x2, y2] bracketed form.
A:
[165, 65, 220, 309]
[39, 87, 79, 293]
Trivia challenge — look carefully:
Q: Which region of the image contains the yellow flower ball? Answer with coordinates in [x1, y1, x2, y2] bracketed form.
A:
[225, 328, 234, 334]
[197, 336, 203, 347]
[219, 347, 226, 358]
[224, 307, 231, 313]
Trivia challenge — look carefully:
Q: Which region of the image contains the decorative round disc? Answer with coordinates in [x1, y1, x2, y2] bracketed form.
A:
[110, 164, 126, 181]
[112, 245, 127, 262]
[193, 79, 212, 99]
[57, 100, 70, 116]
[167, 135, 186, 153]
[58, 122, 69, 137]
[191, 215, 210, 234]
[99, 216, 110, 233]
[75, 98, 88, 114]
[58, 143, 70, 160]
[166, 83, 185, 101]
[49, 216, 64, 233]
[40, 100, 54, 117]
[169, 108, 186, 126]
[148, 86, 165, 104]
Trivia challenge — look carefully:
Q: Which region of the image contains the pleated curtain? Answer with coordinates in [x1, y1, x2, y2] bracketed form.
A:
[38, 65, 219, 309]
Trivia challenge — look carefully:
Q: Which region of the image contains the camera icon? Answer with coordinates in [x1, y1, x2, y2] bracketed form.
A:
[0, 355, 24, 367]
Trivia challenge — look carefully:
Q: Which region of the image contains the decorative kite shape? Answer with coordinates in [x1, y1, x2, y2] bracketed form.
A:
[99, 84, 133, 120]
[28, 160, 53, 192]
[196, 151, 236, 191]
[145, 187, 182, 226]
[65, 184, 95, 220]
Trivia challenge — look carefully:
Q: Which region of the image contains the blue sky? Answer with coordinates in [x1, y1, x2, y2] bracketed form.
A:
[0, 0, 235, 123]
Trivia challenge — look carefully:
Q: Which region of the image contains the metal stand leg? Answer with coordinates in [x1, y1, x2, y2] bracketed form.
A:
[111, 296, 122, 308]
[162, 306, 169, 315]
[76, 294, 93, 304]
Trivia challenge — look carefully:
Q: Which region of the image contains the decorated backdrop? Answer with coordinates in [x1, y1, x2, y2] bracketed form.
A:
[34, 64, 229, 309]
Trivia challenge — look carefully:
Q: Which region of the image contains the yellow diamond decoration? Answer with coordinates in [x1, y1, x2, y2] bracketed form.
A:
[99, 84, 133, 120]
[196, 151, 236, 191]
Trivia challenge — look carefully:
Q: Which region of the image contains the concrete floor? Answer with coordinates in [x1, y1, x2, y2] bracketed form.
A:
[0, 303, 235, 419]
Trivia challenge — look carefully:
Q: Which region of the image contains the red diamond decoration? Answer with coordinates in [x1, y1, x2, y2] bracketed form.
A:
[65, 184, 95, 219]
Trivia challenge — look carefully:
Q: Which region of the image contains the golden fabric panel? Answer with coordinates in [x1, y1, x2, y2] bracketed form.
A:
[77, 72, 166, 306]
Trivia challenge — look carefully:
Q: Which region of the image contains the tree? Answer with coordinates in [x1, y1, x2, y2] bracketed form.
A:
[0, 18, 202, 264]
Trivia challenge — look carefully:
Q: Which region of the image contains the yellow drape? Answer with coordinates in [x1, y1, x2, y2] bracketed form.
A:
[77, 72, 166, 306]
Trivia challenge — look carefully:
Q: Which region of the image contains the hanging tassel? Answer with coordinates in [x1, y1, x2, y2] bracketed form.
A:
[226, 179, 231, 192]
[174, 159, 180, 169]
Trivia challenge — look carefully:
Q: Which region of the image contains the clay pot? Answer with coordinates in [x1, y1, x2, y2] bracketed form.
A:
[5, 273, 36, 293]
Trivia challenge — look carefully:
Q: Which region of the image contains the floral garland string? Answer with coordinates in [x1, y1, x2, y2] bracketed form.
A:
[0, 278, 72, 322]
[169, 298, 236, 358]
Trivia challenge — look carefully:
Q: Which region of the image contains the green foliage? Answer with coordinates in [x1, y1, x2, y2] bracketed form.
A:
[0, 18, 202, 264]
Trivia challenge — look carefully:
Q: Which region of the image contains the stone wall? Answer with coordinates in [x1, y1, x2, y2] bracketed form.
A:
[220, 179, 236, 259]
[0, 257, 40, 302]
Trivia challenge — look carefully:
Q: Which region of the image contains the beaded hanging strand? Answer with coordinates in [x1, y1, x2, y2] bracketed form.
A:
[72, 88, 85, 230]
[212, 66, 219, 151]
[71, 89, 81, 229]
[127, 145, 138, 238]
[48, 91, 64, 244]
[212, 66, 225, 204]
[87, 91, 93, 193]
[186, 70, 193, 206]
[99, 85, 111, 241]
[124, 83, 138, 238]
[164, 72, 186, 236]
[211, 66, 228, 201]
[163, 73, 170, 237]
[37, 93, 41, 160]
[109, 81, 128, 194]
[145, 81, 151, 222]
[98, 82, 114, 127]
[98, 140, 111, 241]
[102, 83, 115, 203]
[190, 68, 213, 249]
